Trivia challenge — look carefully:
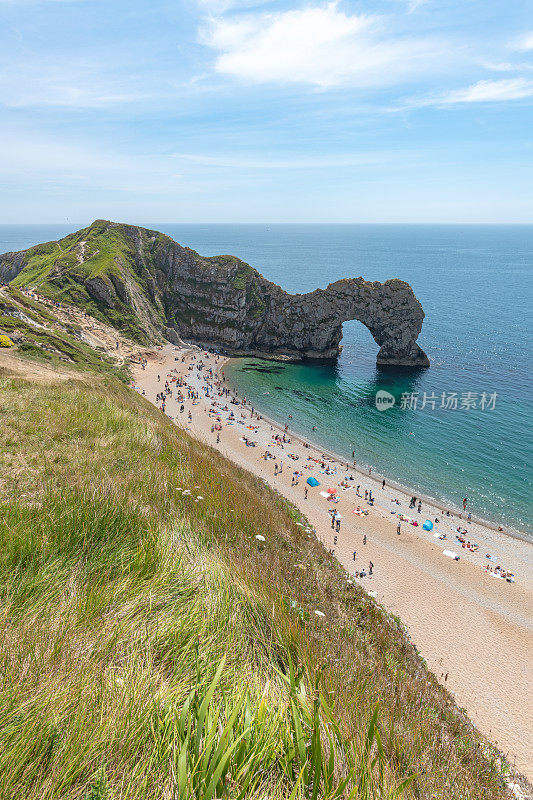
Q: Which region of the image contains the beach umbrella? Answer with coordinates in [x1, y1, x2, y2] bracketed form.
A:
[422, 520, 433, 531]
[307, 476, 320, 487]
[327, 487, 336, 494]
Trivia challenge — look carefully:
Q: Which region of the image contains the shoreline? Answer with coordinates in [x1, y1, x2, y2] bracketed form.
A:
[223, 356, 532, 544]
[132, 344, 533, 779]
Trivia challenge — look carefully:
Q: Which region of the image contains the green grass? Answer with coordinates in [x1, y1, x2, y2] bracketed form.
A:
[3, 221, 272, 345]
[0, 361, 513, 800]
[7, 222, 154, 343]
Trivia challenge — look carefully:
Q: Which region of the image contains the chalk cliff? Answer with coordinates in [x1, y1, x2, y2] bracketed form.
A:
[0, 220, 429, 367]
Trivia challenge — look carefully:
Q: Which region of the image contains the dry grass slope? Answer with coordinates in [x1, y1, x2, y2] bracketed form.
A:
[0, 359, 513, 799]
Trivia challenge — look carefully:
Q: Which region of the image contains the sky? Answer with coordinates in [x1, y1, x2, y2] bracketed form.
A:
[0, 0, 531, 223]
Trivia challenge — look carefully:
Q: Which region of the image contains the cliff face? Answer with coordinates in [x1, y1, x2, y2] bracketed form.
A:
[0, 220, 429, 367]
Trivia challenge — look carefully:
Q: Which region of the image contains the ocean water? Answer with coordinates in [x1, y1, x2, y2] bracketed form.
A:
[1, 223, 532, 534]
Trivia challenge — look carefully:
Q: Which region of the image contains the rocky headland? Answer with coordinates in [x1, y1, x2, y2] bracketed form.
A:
[0, 220, 429, 367]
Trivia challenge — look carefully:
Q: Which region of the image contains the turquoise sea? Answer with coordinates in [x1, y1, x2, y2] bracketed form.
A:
[1, 223, 532, 535]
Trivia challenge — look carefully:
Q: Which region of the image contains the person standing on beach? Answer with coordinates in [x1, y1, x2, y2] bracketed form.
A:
[369, 562, 373, 575]
[363, 534, 367, 545]
[397, 521, 401, 535]
[463, 497, 468, 511]
[382, 479, 385, 489]
[304, 486, 308, 499]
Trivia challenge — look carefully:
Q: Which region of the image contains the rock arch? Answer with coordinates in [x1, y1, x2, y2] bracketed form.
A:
[255, 277, 430, 367]
[172, 272, 430, 368]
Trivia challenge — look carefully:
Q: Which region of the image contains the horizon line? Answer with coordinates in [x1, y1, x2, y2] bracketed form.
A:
[1, 221, 533, 227]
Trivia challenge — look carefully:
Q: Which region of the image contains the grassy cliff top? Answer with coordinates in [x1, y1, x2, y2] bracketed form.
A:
[1, 221, 264, 346]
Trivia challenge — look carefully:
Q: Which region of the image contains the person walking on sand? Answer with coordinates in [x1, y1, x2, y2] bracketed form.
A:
[331, 515, 335, 529]
[382, 479, 385, 489]
[397, 521, 401, 535]
[363, 534, 367, 545]
[335, 518, 341, 533]
[353, 551, 357, 560]
[369, 562, 373, 575]
[304, 486, 308, 499]
[463, 497, 468, 511]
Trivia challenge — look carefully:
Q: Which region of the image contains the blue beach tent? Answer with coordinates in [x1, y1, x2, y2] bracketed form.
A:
[307, 476, 320, 487]
[422, 520, 433, 531]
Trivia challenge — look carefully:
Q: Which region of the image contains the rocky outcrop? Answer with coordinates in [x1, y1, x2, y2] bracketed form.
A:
[85, 276, 116, 308]
[0, 220, 430, 367]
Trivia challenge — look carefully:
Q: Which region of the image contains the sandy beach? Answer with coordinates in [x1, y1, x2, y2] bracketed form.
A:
[133, 344, 533, 781]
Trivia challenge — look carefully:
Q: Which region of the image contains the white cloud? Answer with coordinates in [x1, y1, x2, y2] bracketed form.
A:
[434, 77, 533, 104]
[407, 0, 428, 13]
[201, 1, 443, 88]
[395, 77, 533, 111]
[0, 0, 84, 4]
[0, 60, 148, 109]
[7, 88, 145, 109]
[197, 0, 277, 15]
[172, 152, 389, 168]
[512, 32, 533, 52]
[481, 61, 533, 72]
[0, 132, 186, 194]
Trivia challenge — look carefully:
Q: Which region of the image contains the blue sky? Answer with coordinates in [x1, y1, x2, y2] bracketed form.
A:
[0, 0, 531, 222]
